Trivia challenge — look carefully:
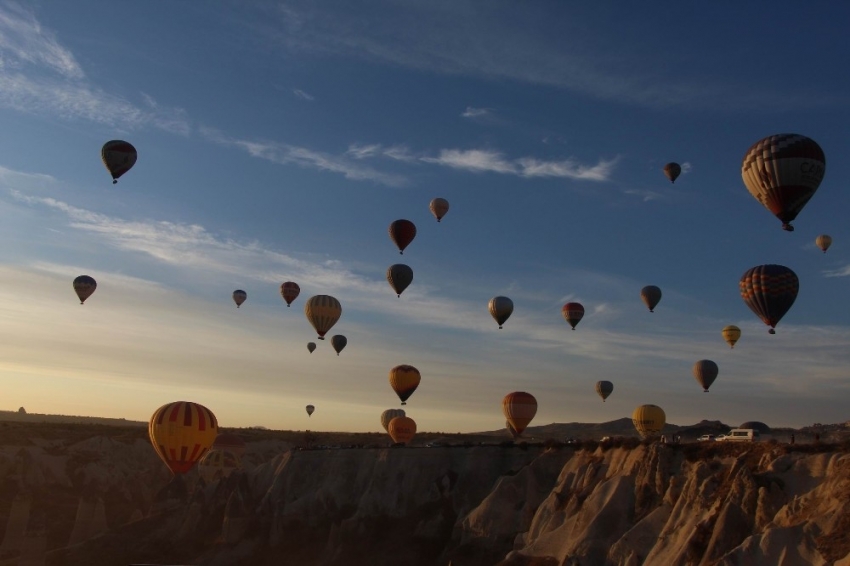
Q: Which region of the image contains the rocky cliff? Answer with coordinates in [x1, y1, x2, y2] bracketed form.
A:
[2, 431, 850, 566]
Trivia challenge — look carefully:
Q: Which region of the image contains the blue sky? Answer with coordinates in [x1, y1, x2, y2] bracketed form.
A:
[1, 1, 849, 432]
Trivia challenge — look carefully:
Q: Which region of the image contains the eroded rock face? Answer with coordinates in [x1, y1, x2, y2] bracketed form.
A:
[2, 433, 850, 566]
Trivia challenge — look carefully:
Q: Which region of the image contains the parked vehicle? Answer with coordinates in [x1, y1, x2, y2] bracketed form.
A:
[697, 434, 715, 442]
[715, 434, 727, 441]
[724, 428, 761, 442]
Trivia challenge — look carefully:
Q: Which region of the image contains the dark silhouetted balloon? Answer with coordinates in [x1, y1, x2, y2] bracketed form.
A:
[739, 265, 798, 334]
[73, 275, 97, 304]
[101, 140, 137, 184]
[387, 264, 414, 297]
[389, 219, 416, 254]
[663, 162, 681, 183]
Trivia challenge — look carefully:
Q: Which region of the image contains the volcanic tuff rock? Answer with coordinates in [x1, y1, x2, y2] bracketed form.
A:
[2, 431, 850, 565]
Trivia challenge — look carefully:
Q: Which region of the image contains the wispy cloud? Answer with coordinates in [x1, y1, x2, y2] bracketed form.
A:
[823, 265, 850, 278]
[681, 162, 693, 174]
[293, 88, 314, 101]
[461, 106, 490, 118]
[0, 4, 190, 134]
[201, 127, 407, 186]
[624, 188, 662, 202]
[423, 149, 618, 181]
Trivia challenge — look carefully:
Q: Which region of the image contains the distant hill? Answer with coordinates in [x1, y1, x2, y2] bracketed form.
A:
[0, 410, 146, 427]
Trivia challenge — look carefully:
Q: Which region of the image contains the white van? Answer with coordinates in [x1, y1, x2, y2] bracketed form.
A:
[724, 428, 761, 442]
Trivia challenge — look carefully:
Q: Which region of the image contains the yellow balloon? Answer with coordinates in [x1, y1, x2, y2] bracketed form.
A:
[631, 404, 665, 438]
[721, 325, 741, 349]
[388, 416, 417, 444]
[304, 295, 342, 340]
[429, 198, 449, 222]
[149, 401, 218, 475]
[389, 365, 421, 405]
[816, 234, 832, 253]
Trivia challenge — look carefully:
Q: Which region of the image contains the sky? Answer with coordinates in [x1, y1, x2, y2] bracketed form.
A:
[1, 1, 849, 433]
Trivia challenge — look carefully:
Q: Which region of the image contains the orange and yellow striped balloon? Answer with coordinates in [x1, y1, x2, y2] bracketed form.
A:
[304, 295, 342, 339]
[389, 365, 421, 405]
[502, 391, 537, 436]
[388, 416, 417, 444]
[149, 401, 218, 475]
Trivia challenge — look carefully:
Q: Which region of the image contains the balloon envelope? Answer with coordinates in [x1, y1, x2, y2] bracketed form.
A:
[331, 335, 347, 355]
[380, 408, 406, 432]
[101, 140, 137, 183]
[562, 302, 584, 330]
[816, 234, 832, 253]
[387, 264, 414, 297]
[741, 134, 825, 231]
[632, 404, 665, 438]
[304, 295, 342, 339]
[506, 420, 519, 439]
[73, 275, 97, 304]
[721, 325, 741, 349]
[388, 416, 417, 444]
[306, 404, 315, 416]
[693, 360, 718, 392]
[389, 365, 421, 405]
[595, 380, 613, 402]
[663, 162, 681, 183]
[232, 289, 247, 308]
[489, 296, 514, 329]
[739, 265, 798, 334]
[429, 198, 449, 222]
[388, 219, 417, 254]
[281, 282, 300, 307]
[640, 286, 662, 312]
[149, 401, 218, 475]
[307, 342, 317, 353]
[502, 392, 537, 436]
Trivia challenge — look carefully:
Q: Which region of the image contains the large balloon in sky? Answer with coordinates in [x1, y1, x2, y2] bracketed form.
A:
[331, 334, 347, 356]
[739, 265, 799, 334]
[307, 342, 316, 354]
[429, 198, 449, 222]
[387, 264, 414, 297]
[149, 401, 218, 475]
[502, 392, 537, 436]
[101, 140, 137, 184]
[595, 380, 613, 402]
[632, 404, 665, 438]
[387, 416, 417, 445]
[489, 296, 514, 329]
[280, 282, 300, 307]
[73, 275, 97, 304]
[693, 360, 718, 392]
[389, 219, 417, 254]
[816, 234, 832, 253]
[232, 289, 247, 308]
[380, 408, 406, 432]
[304, 295, 342, 340]
[663, 162, 681, 183]
[306, 404, 315, 417]
[741, 134, 825, 232]
[640, 286, 662, 313]
[197, 449, 241, 484]
[562, 302, 584, 330]
[389, 364, 421, 405]
[721, 325, 741, 349]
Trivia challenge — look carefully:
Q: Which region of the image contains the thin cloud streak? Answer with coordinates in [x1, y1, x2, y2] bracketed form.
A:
[424, 149, 618, 181]
[293, 88, 314, 100]
[461, 106, 490, 118]
[0, 3, 82, 78]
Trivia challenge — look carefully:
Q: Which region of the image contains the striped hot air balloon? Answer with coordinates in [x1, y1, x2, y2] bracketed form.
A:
[387, 264, 414, 297]
[562, 302, 585, 330]
[489, 296, 514, 329]
[741, 134, 825, 232]
[387, 416, 417, 444]
[502, 392, 537, 436]
[304, 295, 342, 339]
[389, 365, 421, 405]
[693, 360, 718, 392]
[632, 404, 665, 439]
[739, 265, 799, 334]
[280, 282, 300, 307]
[232, 289, 247, 308]
[429, 198, 449, 222]
[721, 325, 741, 349]
[149, 401, 218, 475]
[595, 380, 613, 402]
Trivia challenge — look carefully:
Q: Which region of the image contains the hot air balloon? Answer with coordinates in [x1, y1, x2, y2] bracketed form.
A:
[306, 405, 315, 417]
[387, 416, 416, 445]
[693, 360, 718, 392]
[429, 198, 449, 222]
[739, 265, 799, 334]
[381, 408, 406, 432]
[304, 295, 342, 339]
[73, 275, 97, 304]
[232, 289, 247, 308]
[389, 365, 421, 405]
[595, 380, 613, 402]
[280, 282, 300, 307]
[816, 234, 832, 253]
[631, 404, 665, 439]
[387, 264, 414, 297]
[663, 162, 681, 183]
[389, 219, 416, 254]
[640, 285, 662, 312]
[502, 392, 537, 436]
[331, 335, 347, 356]
[489, 296, 514, 329]
[197, 448, 241, 484]
[148, 401, 218, 475]
[212, 433, 245, 457]
[741, 134, 825, 232]
[101, 140, 137, 184]
[562, 302, 584, 330]
[721, 325, 741, 349]
[307, 342, 317, 353]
